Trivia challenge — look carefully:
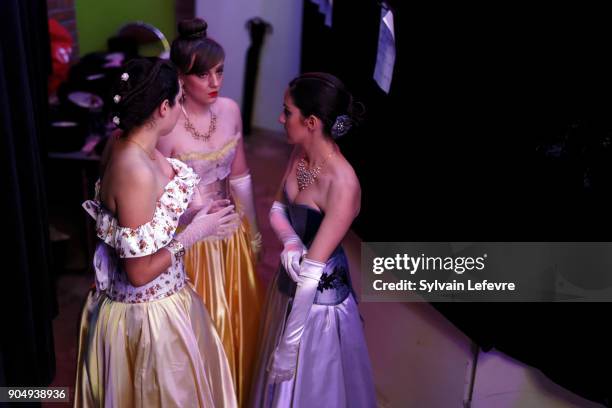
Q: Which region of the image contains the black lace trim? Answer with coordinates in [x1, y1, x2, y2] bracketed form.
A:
[317, 266, 349, 292]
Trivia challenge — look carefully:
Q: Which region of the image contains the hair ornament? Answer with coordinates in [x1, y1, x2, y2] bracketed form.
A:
[331, 114, 352, 138]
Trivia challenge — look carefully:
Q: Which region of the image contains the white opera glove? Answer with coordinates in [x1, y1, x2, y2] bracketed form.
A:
[270, 201, 307, 283]
[281, 238, 307, 283]
[174, 202, 240, 250]
[179, 199, 231, 227]
[267, 258, 326, 383]
[229, 172, 262, 254]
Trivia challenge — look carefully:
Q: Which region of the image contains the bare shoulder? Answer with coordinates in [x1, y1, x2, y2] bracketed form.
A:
[317, 152, 360, 213]
[327, 153, 360, 193]
[215, 97, 242, 137]
[109, 151, 156, 191]
[113, 157, 158, 227]
[321, 154, 360, 217]
[216, 96, 240, 114]
[100, 149, 157, 214]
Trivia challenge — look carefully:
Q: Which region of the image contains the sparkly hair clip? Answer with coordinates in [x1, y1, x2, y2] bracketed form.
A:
[112, 116, 120, 126]
[331, 114, 352, 138]
[121, 72, 129, 81]
[113, 94, 121, 103]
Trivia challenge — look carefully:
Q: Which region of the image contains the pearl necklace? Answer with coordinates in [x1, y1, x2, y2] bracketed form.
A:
[296, 150, 335, 191]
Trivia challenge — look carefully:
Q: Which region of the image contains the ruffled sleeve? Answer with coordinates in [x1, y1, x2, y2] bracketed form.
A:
[82, 158, 199, 258]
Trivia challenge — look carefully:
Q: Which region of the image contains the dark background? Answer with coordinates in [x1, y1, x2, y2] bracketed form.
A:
[301, 1, 612, 405]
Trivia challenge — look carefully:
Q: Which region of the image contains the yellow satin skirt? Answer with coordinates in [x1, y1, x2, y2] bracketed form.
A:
[184, 218, 262, 407]
[74, 285, 237, 408]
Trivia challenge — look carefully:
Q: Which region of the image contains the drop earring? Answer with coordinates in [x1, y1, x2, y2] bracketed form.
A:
[181, 87, 187, 104]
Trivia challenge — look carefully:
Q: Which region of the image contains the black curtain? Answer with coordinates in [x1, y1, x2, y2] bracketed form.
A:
[0, 0, 56, 395]
[300, 0, 400, 240]
[301, 1, 612, 406]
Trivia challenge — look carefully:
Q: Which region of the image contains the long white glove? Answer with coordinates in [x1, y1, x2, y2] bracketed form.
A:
[229, 172, 262, 254]
[175, 202, 239, 250]
[268, 258, 326, 382]
[269, 200, 307, 282]
[179, 199, 231, 227]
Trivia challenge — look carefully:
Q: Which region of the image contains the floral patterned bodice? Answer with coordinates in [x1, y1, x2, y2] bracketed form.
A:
[82, 158, 199, 303]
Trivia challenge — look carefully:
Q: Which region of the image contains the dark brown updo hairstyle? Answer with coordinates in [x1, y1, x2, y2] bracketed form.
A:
[171, 18, 225, 74]
[109, 57, 179, 135]
[288, 72, 364, 139]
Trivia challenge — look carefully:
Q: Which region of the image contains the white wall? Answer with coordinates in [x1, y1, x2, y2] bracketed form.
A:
[195, 0, 303, 132]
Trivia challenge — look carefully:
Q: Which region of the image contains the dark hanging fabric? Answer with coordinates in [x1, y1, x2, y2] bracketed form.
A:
[300, 1, 337, 74]
[241, 17, 272, 136]
[426, 6, 612, 406]
[300, 1, 612, 406]
[299, 0, 401, 240]
[0, 0, 56, 394]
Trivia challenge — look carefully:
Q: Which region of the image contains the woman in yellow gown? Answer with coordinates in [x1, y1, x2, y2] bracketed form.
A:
[75, 58, 239, 407]
[157, 18, 262, 406]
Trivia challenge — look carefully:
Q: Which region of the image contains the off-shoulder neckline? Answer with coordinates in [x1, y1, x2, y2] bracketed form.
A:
[94, 158, 192, 226]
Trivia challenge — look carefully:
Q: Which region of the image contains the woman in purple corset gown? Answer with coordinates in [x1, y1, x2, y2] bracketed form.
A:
[249, 72, 376, 407]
